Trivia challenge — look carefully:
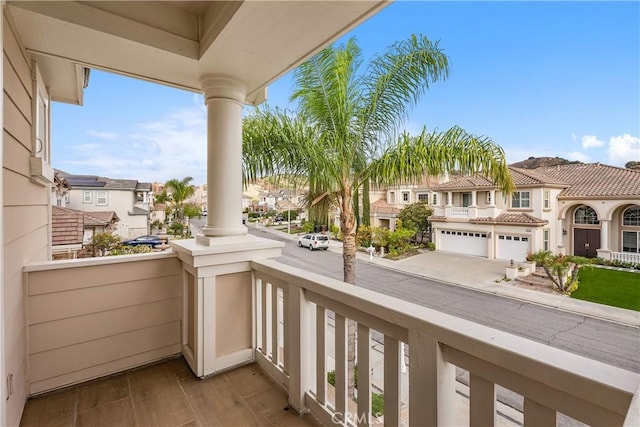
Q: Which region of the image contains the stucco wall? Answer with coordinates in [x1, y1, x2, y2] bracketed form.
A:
[66, 188, 148, 238]
[3, 13, 50, 425]
[23, 253, 182, 395]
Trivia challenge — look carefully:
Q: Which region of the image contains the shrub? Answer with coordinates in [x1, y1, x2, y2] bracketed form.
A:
[426, 241, 436, 251]
[356, 225, 373, 247]
[109, 245, 153, 256]
[168, 221, 185, 236]
[300, 220, 315, 233]
[371, 392, 384, 417]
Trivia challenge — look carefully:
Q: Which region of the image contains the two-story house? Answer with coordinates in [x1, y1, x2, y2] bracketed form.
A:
[429, 164, 640, 262]
[58, 172, 152, 239]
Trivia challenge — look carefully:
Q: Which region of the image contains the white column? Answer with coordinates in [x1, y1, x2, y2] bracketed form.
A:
[200, 75, 247, 238]
[471, 190, 477, 207]
[489, 190, 496, 207]
[447, 191, 452, 206]
[600, 219, 610, 250]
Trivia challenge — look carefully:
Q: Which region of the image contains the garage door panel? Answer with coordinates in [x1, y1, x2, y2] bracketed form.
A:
[497, 234, 530, 261]
[439, 230, 487, 257]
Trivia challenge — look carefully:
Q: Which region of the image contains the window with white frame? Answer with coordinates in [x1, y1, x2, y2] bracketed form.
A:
[83, 191, 92, 204]
[432, 193, 437, 205]
[64, 194, 69, 204]
[544, 190, 550, 209]
[389, 191, 396, 204]
[402, 191, 410, 203]
[418, 193, 429, 202]
[623, 206, 640, 226]
[511, 191, 530, 208]
[622, 231, 639, 253]
[574, 205, 599, 224]
[96, 191, 108, 206]
[543, 228, 550, 251]
[486, 191, 492, 204]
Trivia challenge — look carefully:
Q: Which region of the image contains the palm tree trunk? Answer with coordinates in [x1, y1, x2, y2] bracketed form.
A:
[340, 186, 357, 400]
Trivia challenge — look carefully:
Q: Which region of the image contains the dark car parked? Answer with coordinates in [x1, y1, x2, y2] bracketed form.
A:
[121, 235, 164, 247]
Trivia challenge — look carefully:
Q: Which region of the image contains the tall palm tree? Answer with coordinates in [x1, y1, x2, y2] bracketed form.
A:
[243, 34, 514, 397]
[165, 177, 196, 221]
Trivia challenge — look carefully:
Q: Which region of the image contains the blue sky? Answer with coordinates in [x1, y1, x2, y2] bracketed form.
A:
[52, 1, 640, 185]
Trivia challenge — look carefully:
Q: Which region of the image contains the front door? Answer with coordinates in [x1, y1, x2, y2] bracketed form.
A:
[574, 228, 600, 258]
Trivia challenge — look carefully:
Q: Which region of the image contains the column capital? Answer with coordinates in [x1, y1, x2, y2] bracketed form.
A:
[200, 75, 246, 104]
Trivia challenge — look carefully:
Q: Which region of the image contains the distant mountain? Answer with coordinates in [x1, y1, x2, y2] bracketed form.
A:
[510, 157, 582, 169]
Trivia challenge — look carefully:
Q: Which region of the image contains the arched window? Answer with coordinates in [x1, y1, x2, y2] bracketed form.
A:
[623, 206, 640, 226]
[574, 205, 599, 225]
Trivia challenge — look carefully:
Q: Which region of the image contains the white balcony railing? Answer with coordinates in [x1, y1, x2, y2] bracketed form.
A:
[450, 207, 470, 217]
[252, 258, 639, 426]
[611, 251, 640, 265]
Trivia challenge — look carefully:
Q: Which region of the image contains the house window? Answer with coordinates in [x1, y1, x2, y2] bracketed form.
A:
[136, 192, 145, 202]
[96, 191, 108, 206]
[574, 205, 599, 225]
[623, 206, 640, 226]
[543, 228, 550, 251]
[418, 193, 429, 202]
[622, 231, 639, 253]
[462, 193, 472, 207]
[64, 194, 70, 204]
[389, 191, 396, 204]
[511, 191, 530, 208]
[402, 192, 410, 203]
[83, 191, 92, 204]
[432, 193, 437, 205]
[486, 191, 492, 204]
[544, 190, 550, 209]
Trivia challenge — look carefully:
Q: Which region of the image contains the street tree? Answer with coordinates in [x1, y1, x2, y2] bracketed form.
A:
[397, 201, 433, 243]
[165, 177, 196, 221]
[243, 35, 514, 398]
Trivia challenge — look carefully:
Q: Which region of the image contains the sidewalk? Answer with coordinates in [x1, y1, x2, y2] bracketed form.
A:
[254, 224, 640, 328]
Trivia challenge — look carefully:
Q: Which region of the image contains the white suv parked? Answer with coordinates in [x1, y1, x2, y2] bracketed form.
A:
[298, 233, 329, 251]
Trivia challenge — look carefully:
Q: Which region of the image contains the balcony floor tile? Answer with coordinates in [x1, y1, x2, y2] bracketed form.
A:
[20, 356, 321, 427]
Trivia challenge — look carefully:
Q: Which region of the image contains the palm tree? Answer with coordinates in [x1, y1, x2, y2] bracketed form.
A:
[243, 34, 514, 398]
[165, 177, 196, 221]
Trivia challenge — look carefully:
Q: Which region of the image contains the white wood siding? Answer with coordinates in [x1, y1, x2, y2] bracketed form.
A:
[2, 13, 47, 426]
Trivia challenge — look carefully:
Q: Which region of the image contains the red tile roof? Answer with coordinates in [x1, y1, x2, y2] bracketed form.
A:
[52, 207, 83, 246]
[471, 213, 548, 225]
[534, 163, 640, 197]
[371, 198, 401, 215]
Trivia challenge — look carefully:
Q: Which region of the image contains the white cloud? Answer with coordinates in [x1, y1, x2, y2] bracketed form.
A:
[571, 133, 577, 141]
[566, 151, 590, 163]
[608, 134, 640, 166]
[61, 106, 208, 184]
[86, 130, 118, 140]
[581, 134, 605, 149]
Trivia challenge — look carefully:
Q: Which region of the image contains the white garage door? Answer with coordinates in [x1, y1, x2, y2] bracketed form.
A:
[496, 234, 530, 261]
[439, 230, 488, 257]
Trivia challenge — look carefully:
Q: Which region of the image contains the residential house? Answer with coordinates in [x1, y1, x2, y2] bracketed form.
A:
[58, 171, 152, 239]
[1, 2, 636, 426]
[51, 206, 118, 258]
[429, 164, 640, 263]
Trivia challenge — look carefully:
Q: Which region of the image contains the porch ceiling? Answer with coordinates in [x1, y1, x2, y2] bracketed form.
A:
[7, 0, 388, 105]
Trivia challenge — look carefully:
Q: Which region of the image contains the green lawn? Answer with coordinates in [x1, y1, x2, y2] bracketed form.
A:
[572, 267, 640, 311]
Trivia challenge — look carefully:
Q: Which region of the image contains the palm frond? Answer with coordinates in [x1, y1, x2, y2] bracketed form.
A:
[361, 34, 450, 145]
[369, 126, 515, 194]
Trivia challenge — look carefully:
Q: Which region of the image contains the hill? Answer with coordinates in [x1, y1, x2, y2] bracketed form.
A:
[510, 157, 582, 169]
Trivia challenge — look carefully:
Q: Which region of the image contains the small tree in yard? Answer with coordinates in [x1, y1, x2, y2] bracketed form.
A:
[397, 201, 433, 243]
[91, 232, 120, 256]
[529, 250, 592, 294]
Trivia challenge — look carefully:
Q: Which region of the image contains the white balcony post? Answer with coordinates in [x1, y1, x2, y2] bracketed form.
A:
[408, 330, 456, 427]
[287, 283, 312, 413]
[200, 75, 247, 239]
[446, 191, 453, 206]
[489, 190, 496, 207]
[471, 190, 477, 207]
[470, 373, 496, 426]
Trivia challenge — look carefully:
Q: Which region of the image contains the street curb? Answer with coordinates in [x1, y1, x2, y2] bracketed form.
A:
[251, 224, 640, 328]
